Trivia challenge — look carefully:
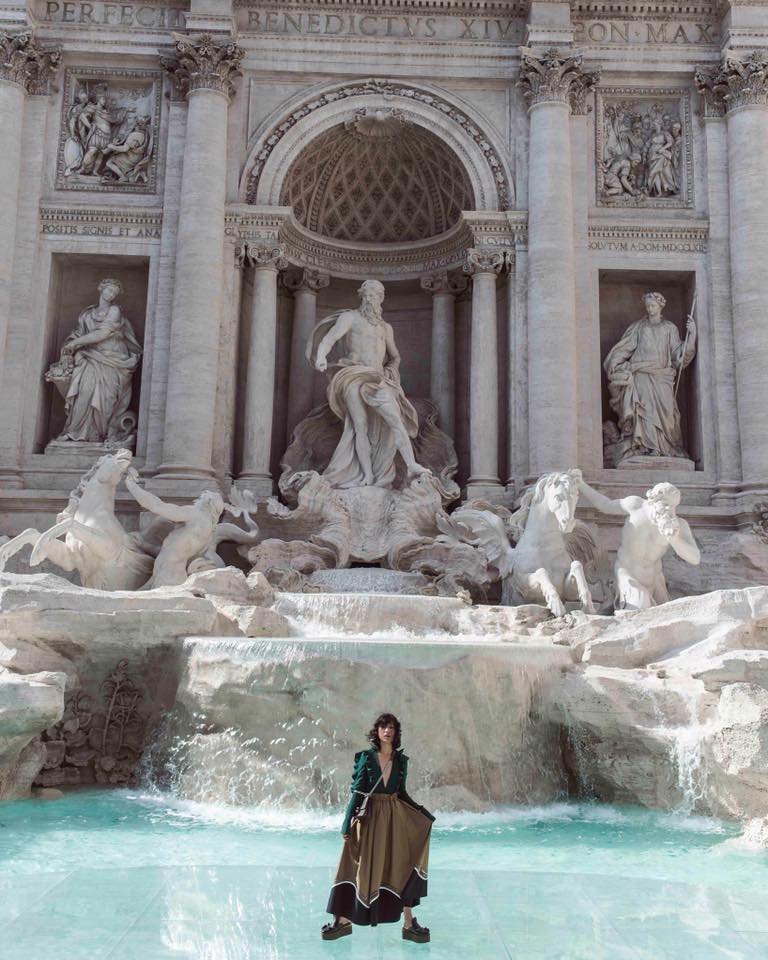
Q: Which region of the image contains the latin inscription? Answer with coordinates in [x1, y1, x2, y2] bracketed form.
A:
[574, 20, 716, 45]
[38, 1, 186, 27]
[242, 11, 523, 41]
[589, 239, 706, 253]
[41, 221, 161, 239]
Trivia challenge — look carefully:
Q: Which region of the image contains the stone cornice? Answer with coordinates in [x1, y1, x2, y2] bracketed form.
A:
[160, 32, 244, 101]
[0, 30, 61, 94]
[234, 0, 528, 13]
[281, 212, 475, 279]
[695, 51, 768, 115]
[518, 46, 600, 114]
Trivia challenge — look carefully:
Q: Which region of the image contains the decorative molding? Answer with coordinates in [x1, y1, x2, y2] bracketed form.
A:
[234, 0, 528, 13]
[160, 33, 244, 101]
[695, 51, 768, 116]
[461, 210, 527, 248]
[0, 30, 60, 94]
[595, 87, 694, 209]
[518, 47, 600, 114]
[39, 205, 162, 241]
[56, 67, 161, 194]
[244, 77, 513, 210]
[463, 247, 506, 275]
[280, 211, 475, 279]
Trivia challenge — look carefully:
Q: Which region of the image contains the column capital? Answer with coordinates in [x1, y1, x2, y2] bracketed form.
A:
[160, 32, 244, 101]
[518, 46, 600, 115]
[283, 267, 330, 294]
[0, 31, 61, 95]
[695, 51, 768, 116]
[420, 271, 468, 296]
[463, 249, 505, 277]
[235, 242, 289, 270]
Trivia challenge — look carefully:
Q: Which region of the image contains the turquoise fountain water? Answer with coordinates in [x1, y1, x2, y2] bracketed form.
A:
[1, 788, 767, 960]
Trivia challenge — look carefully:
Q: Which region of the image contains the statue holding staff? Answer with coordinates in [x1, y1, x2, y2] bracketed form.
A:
[603, 291, 696, 464]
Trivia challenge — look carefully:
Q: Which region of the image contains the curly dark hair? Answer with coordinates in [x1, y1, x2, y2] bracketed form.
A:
[367, 712, 402, 751]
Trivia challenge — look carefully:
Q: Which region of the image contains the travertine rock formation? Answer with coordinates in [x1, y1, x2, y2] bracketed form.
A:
[0, 571, 767, 829]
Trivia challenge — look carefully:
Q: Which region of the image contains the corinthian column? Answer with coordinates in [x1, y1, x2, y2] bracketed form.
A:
[464, 249, 504, 498]
[155, 34, 243, 491]
[284, 268, 329, 441]
[518, 48, 598, 475]
[420, 272, 466, 438]
[697, 53, 768, 494]
[0, 32, 59, 371]
[237, 244, 288, 496]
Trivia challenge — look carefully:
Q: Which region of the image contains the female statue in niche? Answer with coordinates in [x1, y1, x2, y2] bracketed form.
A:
[603, 291, 696, 464]
[46, 278, 142, 445]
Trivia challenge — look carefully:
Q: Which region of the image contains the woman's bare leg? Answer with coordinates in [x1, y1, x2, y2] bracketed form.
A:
[403, 906, 413, 928]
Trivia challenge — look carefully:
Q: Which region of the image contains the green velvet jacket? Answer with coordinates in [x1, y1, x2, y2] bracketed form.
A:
[340, 746, 435, 835]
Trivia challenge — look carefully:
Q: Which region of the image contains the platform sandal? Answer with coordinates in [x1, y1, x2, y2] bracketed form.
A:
[402, 917, 430, 943]
[321, 918, 352, 940]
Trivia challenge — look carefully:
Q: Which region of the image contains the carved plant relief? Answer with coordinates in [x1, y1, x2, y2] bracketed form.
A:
[596, 90, 692, 208]
[57, 68, 160, 192]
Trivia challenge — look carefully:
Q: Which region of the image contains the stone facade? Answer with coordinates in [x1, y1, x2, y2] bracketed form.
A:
[1, 0, 767, 589]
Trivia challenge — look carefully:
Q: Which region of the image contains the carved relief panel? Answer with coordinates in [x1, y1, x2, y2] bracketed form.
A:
[56, 67, 161, 193]
[596, 89, 692, 208]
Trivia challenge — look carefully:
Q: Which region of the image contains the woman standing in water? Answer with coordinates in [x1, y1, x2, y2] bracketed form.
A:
[322, 713, 435, 943]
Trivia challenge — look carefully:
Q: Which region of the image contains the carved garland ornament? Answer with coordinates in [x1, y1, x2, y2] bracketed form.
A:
[0, 30, 61, 94]
[695, 51, 768, 117]
[160, 32, 244, 100]
[518, 47, 600, 115]
[235, 242, 289, 269]
[245, 78, 512, 209]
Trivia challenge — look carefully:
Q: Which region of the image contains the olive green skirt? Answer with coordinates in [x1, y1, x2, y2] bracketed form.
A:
[326, 793, 432, 926]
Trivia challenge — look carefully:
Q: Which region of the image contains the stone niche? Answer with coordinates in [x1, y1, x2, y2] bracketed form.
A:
[37, 253, 149, 453]
[599, 269, 700, 470]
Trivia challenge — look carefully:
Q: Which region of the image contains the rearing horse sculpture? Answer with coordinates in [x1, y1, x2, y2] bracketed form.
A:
[506, 469, 597, 616]
[0, 449, 153, 590]
[437, 469, 598, 617]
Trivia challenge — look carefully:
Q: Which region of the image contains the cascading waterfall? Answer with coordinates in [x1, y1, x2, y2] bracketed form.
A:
[139, 630, 572, 813]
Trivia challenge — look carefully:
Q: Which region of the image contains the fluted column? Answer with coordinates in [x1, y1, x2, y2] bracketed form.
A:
[0, 32, 59, 375]
[464, 249, 504, 497]
[284, 268, 329, 442]
[697, 53, 768, 494]
[237, 244, 288, 495]
[155, 34, 243, 490]
[518, 48, 598, 475]
[420, 272, 466, 438]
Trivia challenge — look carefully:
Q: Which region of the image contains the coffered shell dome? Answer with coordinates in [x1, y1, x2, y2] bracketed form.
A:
[280, 111, 475, 244]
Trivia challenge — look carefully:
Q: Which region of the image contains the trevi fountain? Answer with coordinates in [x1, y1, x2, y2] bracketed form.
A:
[0, 1, 767, 957]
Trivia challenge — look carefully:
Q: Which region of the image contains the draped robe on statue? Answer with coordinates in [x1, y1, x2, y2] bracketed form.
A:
[61, 304, 142, 442]
[603, 318, 694, 459]
[307, 312, 420, 489]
